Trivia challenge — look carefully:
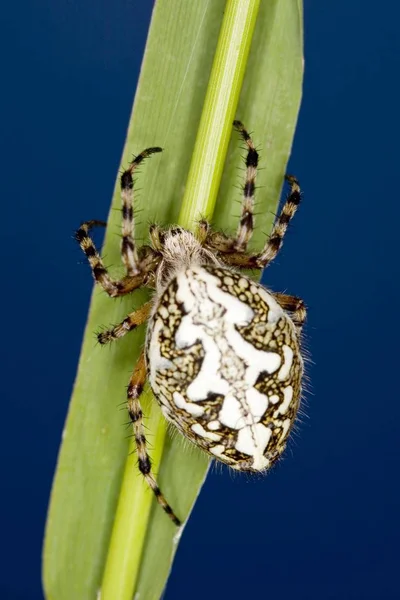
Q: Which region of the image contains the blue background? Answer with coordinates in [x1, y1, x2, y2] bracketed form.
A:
[1, 1, 399, 599]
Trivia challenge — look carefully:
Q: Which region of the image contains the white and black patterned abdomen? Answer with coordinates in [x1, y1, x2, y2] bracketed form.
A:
[146, 265, 303, 472]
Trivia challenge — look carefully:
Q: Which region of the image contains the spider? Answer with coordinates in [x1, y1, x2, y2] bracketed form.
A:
[75, 121, 306, 527]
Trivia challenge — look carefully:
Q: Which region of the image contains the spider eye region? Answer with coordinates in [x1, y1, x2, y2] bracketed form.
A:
[146, 265, 303, 472]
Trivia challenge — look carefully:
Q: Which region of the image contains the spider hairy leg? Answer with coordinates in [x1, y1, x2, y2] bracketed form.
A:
[97, 301, 153, 345]
[273, 292, 307, 337]
[127, 351, 181, 526]
[233, 120, 259, 251]
[120, 147, 162, 277]
[75, 219, 149, 297]
[256, 175, 301, 267]
[204, 227, 238, 254]
[75, 220, 122, 297]
[197, 175, 302, 275]
[203, 121, 259, 256]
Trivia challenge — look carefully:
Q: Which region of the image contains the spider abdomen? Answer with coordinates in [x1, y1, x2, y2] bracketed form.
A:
[146, 265, 303, 472]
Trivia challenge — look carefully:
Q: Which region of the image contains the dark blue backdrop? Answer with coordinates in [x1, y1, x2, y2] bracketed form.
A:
[1, 1, 399, 599]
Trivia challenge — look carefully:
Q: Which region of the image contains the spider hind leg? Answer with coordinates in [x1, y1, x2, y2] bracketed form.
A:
[127, 350, 181, 527]
[273, 292, 307, 338]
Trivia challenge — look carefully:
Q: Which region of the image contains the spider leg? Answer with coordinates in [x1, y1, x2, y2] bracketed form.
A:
[97, 301, 152, 345]
[232, 120, 259, 251]
[216, 176, 302, 271]
[203, 225, 237, 254]
[273, 292, 307, 337]
[120, 147, 162, 276]
[127, 351, 181, 526]
[203, 121, 258, 256]
[75, 220, 151, 297]
[255, 175, 301, 267]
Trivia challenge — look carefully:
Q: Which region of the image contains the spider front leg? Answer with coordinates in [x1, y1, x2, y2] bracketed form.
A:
[203, 121, 259, 256]
[233, 120, 259, 251]
[75, 220, 144, 297]
[127, 350, 181, 526]
[217, 175, 302, 270]
[120, 147, 162, 276]
[76, 146, 162, 296]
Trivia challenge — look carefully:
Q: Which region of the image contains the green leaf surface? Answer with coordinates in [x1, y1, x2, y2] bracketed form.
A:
[43, 1, 303, 599]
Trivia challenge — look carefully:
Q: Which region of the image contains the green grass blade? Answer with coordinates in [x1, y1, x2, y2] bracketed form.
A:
[43, 1, 303, 599]
[101, 3, 261, 599]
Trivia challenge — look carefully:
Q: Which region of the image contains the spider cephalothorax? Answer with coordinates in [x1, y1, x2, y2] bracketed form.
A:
[76, 121, 306, 526]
